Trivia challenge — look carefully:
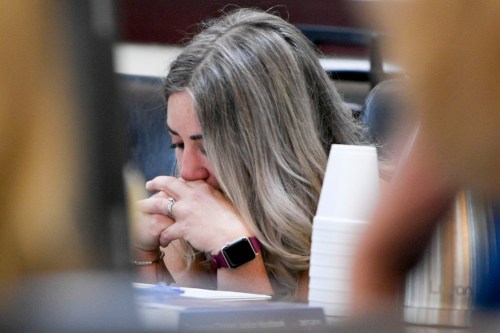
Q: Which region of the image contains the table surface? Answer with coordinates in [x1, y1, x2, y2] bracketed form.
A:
[2, 272, 500, 332]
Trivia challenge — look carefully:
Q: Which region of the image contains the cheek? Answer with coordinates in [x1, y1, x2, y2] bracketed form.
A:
[207, 176, 221, 191]
[175, 150, 183, 169]
[203, 158, 220, 189]
[203, 156, 216, 176]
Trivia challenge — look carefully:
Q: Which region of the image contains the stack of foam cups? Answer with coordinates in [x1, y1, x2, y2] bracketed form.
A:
[308, 144, 380, 320]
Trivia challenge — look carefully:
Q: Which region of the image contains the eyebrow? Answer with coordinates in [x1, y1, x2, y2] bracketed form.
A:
[166, 124, 204, 141]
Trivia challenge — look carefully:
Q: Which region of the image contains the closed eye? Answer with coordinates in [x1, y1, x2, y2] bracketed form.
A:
[170, 142, 184, 150]
[195, 141, 207, 155]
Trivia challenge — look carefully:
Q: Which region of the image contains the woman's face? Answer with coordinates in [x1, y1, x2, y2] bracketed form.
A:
[167, 91, 220, 190]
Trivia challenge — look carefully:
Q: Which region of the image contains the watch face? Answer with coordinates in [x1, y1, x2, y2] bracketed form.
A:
[222, 237, 256, 268]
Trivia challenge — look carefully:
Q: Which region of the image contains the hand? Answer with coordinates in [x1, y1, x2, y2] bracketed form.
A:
[141, 176, 252, 254]
[134, 190, 175, 252]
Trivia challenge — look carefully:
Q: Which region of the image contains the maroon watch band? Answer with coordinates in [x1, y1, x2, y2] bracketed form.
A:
[211, 236, 260, 269]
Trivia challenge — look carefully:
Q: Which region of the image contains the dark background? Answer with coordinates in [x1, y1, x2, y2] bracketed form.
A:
[117, 0, 387, 45]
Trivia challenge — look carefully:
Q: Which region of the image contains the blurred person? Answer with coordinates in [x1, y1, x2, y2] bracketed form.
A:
[131, 8, 366, 302]
[0, 2, 151, 331]
[0, 1, 90, 285]
[352, 0, 500, 314]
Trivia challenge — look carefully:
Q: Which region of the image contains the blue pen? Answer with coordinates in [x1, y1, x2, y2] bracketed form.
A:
[155, 282, 185, 295]
[135, 282, 185, 304]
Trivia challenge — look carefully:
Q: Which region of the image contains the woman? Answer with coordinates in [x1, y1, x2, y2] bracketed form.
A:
[133, 8, 365, 302]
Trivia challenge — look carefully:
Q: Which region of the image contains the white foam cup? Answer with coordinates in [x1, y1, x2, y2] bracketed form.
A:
[311, 230, 363, 245]
[310, 241, 357, 257]
[307, 144, 379, 319]
[308, 300, 351, 317]
[312, 217, 368, 233]
[315, 144, 380, 221]
[309, 252, 352, 268]
[309, 265, 352, 281]
[308, 288, 351, 304]
[309, 276, 357, 292]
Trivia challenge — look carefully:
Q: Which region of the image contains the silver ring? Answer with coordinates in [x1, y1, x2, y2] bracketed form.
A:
[166, 197, 176, 218]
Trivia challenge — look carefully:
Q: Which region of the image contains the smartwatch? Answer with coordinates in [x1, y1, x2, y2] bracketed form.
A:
[211, 236, 260, 269]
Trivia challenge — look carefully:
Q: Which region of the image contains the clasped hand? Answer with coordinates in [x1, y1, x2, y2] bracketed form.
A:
[134, 176, 251, 256]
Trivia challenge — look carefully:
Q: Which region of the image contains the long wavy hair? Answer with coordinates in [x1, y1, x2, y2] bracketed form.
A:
[163, 8, 365, 300]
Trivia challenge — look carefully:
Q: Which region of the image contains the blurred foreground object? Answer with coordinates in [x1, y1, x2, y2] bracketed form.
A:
[369, 0, 500, 193]
[0, 0, 90, 283]
[1, 1, 141, 331]
[0, 0, 130, 282]
[351, 0, 500, 321]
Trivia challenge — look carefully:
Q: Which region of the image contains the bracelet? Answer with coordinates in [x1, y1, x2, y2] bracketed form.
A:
[131, 250, 165, 266]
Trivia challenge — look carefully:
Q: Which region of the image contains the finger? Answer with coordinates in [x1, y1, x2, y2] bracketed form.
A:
[179, 178, 212, 190]
[159, 225, 181, 248]
[146, 176, 188, 199]
[137, 196, 175, 217]
[147, 187, 170, 200]
[151, 190, 169, 199]
[132, 213, 174, 250]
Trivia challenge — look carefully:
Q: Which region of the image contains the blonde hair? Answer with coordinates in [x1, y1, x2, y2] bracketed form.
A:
[164, 8, 364, 299]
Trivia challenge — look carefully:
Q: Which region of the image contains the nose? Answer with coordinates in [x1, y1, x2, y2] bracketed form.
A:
[179, 149, 210, 181]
